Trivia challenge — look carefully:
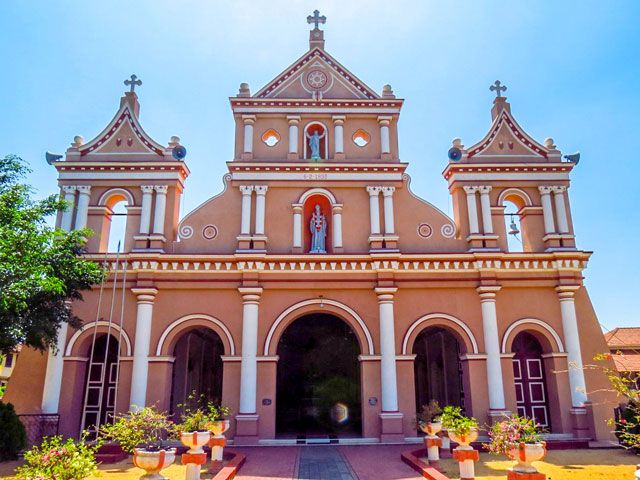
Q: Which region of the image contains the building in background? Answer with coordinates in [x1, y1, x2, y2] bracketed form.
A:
[605, 327, 640, 381]
[1, 349, 20, 397]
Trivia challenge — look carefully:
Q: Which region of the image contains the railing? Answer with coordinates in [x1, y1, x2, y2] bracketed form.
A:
[18, 414, 60, 446]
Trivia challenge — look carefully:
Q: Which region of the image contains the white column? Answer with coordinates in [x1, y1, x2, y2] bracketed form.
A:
[378, 116, 391, 155]
[366, 186, 382, 235]
[332, 205, 343, 248]
[139, 185, 154, 235]
[381, 186, 396, 234]
[74, 185, 91, 230]
[242, 115, 256, 154]
[152, 185, 168, 235]
[239, 288, 262, 414]
[463, 186, 480, 234]
[292, 205, 303, 248]
[254, 186, 268, 235]
[557, 287, 588, 406]
[41, 322, 69, 413]
[377, 287, 399, 412]
[552, 186, 570, 233]
[287, 116, 300, 156]
[538, 186, 556, 234]
[333, 116, 345, 155]
[129, 288, 157, 410]
[478, 186, 493, 234]
[478, 286, 506, 411]
[60, 186, 77, 231]
[239, 186, 254, 235]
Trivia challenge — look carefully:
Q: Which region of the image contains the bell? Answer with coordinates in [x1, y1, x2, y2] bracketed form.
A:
[508, 215, 520, 236]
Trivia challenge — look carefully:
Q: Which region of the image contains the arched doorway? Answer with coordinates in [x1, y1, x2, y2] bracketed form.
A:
[413, 327, 465, 414]
[170, 328, 224, 415]
[80, 334, 119, 433]
[276, 314, 361, 437]
[512, 332, 551, 428]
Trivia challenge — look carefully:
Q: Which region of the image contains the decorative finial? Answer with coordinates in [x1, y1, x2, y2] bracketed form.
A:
[544, 138, 556, 149]
[124, 74, 142, 93]
[489, 80, 507, 98]
[382, 84, 395, 99]
[238, 82, 251, 97]
[72, 135, 84, 147]
[169, 136, 181, 147]
[307, 9, 326, 30]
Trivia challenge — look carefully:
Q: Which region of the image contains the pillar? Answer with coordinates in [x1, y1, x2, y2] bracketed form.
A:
[292, 204, 303, 249]
[41, 323, 69, 413]
[129, 288, 157, 410]
[152, 185, 168, 235]
[239, 186, 253, 236]
[366, 186, 382, 235]
[60, 186, 76, 231]
[556, 287, 588, 407]
[242, 115, 256, 156]
[377, 288, 399, 412]
[378, 116, 392, 156]
[478, 286, 507, 415]
[238, 288, 262, 414]
[139, 185, 154, 234]
[538, 186, 556, 234]
[552, 186, 570, 233]
[333, 115, 345, 159]
[381, 187, 396, 234]
[74, 185, 91, 230]
[479, 186, 493, 234]
[287, 115, 300, 160]
[463, 186, 479, 235]
[254, 186, 268, 235]
[332, 204, 343, 249]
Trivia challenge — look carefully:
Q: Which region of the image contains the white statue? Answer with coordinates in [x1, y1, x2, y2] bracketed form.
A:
[306, 128, 326, 161]
[309, 204, 327, 253]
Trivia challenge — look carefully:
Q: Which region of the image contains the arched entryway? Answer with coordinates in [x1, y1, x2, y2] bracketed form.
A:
[512, 331, 551, 428]
[413, 327, 465, 414]
[170, 328, 224, 415]
[276, 313, 361, 437]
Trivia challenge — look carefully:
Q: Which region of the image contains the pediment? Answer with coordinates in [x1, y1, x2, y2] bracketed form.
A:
[254, 48, 380, 100]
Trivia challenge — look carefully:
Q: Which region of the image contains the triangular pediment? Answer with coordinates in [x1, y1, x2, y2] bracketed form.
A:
[254, 48, 380, 100]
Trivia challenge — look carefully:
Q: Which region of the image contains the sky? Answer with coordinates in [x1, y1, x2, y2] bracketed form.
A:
[1, 1, 639, 331]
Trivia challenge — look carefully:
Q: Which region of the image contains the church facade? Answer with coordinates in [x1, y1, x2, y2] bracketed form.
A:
[6, 15, 615, 444]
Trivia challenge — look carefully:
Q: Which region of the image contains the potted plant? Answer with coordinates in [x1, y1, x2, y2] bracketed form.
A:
[440, 406, 478, 450]
[416, 400, 442, 436]
[487, 414, 546, 473]
[207, 404, 231, 437]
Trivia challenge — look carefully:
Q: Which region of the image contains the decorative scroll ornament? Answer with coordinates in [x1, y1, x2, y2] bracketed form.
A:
[441, 223, 456, 238]
[179, 225, 194, 239]
[417, 223, 433, 239]
[203, 225, 219, 240]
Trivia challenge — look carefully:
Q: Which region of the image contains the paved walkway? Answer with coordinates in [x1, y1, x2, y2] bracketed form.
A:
[230, 445, 421, 480]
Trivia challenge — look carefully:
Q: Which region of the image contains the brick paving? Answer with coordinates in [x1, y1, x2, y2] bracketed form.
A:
[297, 447, 356, 479]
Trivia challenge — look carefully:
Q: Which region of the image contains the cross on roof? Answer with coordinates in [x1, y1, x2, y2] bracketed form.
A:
[490, 80, 507, 98]
[124, 74, 142, 93]
[307, 9, 326, 29]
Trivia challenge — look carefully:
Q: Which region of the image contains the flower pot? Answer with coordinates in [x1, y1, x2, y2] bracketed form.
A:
[420, 421, 442, 436]
[448, 427, 479, 450]
[133, 448, 176, 480]
[209, 419, 230, 436]
[507, 442, 546, 473]
[180, 431, 211, 454]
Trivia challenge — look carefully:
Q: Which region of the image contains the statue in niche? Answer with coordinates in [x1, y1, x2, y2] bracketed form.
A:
[309, 204, 327, 253]
[306, 128, 326, 161]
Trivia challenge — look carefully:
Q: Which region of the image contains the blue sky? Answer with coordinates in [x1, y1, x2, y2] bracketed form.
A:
[1, 1, 638, 331]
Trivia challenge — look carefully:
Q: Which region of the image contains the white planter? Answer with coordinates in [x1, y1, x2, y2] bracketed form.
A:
[441, 429, 451, 449]
[209, 419, 230, 436]
[507, 442, 547, 473]
[180, 431, 211, 454]
[420, 421, 442, 436]
[448, 427, 479, 450]
[133, 448, 176, 480]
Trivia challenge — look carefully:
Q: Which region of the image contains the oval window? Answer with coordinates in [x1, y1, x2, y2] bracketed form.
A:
[262, 129, 280, 147]
[352, 129, 371, 147]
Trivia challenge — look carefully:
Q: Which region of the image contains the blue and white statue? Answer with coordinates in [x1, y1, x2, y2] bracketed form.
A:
[309, 204, 327, 253]
[306, 129, 326, 161]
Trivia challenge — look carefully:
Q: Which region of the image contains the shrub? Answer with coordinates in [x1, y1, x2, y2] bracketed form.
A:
[177, 391, 231, 433]
[16, 433, 100, 480]
[486, 414, 544, 456]
[100, 406, 176, 453]
[416, 400, 442, 426]
[0, 401, 27, 460]
[440, 405, 478, 435]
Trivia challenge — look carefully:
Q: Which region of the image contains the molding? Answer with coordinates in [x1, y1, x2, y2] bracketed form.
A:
[501, 318, 565, 353]
[156, 314, 236, 356]
[402, 313, 480, 354]
[65, 321, 132, 356]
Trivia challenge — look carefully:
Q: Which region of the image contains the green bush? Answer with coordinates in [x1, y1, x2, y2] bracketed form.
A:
[100, 406, 176, 453]
[0, 401, 26, 460]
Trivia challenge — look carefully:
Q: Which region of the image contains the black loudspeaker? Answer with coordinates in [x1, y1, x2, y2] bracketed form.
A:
[448, 147, 462, 161]
[172, 145, 187, 160]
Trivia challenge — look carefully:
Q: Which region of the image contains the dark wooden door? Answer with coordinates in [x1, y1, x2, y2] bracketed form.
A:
[512, 332, 550, 428]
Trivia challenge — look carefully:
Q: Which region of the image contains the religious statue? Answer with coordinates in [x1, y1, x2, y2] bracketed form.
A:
[306, 128, 326, 161]
[309, 204, 327, 253]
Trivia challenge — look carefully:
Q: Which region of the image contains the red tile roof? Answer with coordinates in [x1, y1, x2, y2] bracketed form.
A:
[611, 354, 640, 372]
[604, 328, 640, 348]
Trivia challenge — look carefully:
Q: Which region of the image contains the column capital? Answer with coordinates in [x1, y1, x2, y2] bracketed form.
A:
[76, 185, 92, 195]
[239, 185, 254, 195]
[551, 185, 567, 194]
[556, 285, 580, 299]
[381, 186, 396, 196]
[375, 287, 398, 302]
[239, 287, 263, 303]
[478, 185, 492, 194]
[477, 285, 501, 300]
[538, 185, 554, 195]
[286, 115, 301, 125]
[332, 115, 346, 125]
[131, 287, 158, 304]
[463, 185, 479, 194]
[366, 185, 382, 196]
[331, 204, 343, 214]
[254, 185, 268, 195]
[292, 203, 303, 214]
[141, 185, 155, 194]
[242, 114, 256, 125]
[62, 185, 77, 194]
[377, 115, 392, 126]
[153, 185, 168, 194]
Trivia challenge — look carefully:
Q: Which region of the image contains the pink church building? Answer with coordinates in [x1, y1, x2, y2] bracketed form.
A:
[6, 14, 615, 445]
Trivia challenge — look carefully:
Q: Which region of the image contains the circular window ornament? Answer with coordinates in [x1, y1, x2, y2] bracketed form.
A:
[261, 129, 280, 147]
[307, 70, 328, 89]
[203, 224, 218, 240]
[352, 129, 371, 147]
[417, 223, 433, 239]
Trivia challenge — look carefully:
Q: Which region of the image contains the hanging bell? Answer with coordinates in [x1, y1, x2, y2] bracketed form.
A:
[508, 215, 520, 236]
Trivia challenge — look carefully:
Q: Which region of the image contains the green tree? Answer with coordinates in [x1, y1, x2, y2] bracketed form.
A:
[0, 155, 104, 355]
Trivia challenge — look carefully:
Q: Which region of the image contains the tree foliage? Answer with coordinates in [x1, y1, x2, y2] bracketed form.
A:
[0, 155, 104, 354]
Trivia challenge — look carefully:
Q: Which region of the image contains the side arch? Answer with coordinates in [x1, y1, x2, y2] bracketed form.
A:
[264, 299, 374, 355]
[298, 187, 337, 205]
[501, 318, 565, 353]
[156, 314, 235, 356]
[498, 188, 533, 208]
[65, 321, 132, 356]
[402, 313, 479, 354]
[97, 188, 135, 208]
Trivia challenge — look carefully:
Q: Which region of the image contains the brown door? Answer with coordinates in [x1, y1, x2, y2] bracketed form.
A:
[512, 332, 550, 428]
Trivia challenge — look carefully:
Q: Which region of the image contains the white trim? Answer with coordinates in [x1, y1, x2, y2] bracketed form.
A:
[497, 188, 533, 207]
[64, 321, 132, 356]
[298, 187, 337, 205]
[232, 107, 400, 114]
[58, 172, 185, 181]
[447, 172, 570, 183]
[401, 313, 479, 354]
[231, 171, 403, 181]
[97, 187, 135, 207]
[501, 318, 565, 353]
[155, 314, 236, 356]
[263, 299, 375, 355]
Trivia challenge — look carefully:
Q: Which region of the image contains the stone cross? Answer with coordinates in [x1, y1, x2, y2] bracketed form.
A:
[124, 74, 142, 92]
[307, 9, 326, 29]
[490, 80, 507, 97]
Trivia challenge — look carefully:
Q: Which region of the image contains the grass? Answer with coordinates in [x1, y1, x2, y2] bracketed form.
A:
[436, 449, 638, 480]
